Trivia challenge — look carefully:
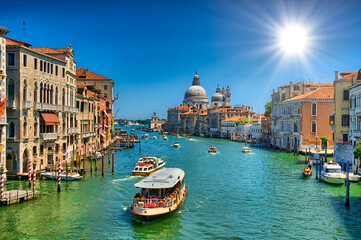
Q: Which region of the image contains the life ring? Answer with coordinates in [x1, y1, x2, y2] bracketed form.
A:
[157, 201, 166, 208]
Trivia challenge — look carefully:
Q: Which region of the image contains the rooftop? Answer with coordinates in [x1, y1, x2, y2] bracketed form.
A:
[283, 86, 334, 102]
[76, 68, 113, 81]
[134, 168, 184, 189]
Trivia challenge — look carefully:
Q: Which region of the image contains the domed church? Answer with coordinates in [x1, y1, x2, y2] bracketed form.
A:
[183, 72, 209, 110]
[211, 85, 231, 107]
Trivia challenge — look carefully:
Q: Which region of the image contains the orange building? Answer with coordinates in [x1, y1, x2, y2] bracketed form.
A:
[277, 86, 334, 150]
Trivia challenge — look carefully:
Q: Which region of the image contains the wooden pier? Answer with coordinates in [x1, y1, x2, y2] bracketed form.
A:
[1, 190, 37, 206]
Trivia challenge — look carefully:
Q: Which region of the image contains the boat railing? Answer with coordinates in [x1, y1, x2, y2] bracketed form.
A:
[133, 197, 177, 208]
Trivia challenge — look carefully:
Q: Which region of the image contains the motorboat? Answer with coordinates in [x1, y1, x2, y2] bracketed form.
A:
[42, 172, 83, 181]
[163, 135, 168, 140]
[173, 142, 180, 148]
[141, 134, 149, 139]
[96, 152, 102, 159]
[131, 168, 187, 216]
[176, 134, 180, 138]
[302, 168, 312, 178]
[349, 173, 361, 182]
[188, 136, 192, 140]
[132, 157, 166, 176]
[242, 146, 252, 153]
[321, 162, 346, 185]
[208, 146, 217, 153]
[152, 136, 157, 140]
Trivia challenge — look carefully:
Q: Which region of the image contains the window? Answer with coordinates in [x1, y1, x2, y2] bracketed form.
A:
[40, 60, 43, 71]
[311, 120, 317, 133]
[342, 115, 350, 126]
[55, 66, 58, 76]
[343, 89, 349, 101]
[7, 53, 15, 66]
[294, 85, 299, 91]
[44, 61, 47, 73]
[23, 118, 28, 137]
[23, 54, 27, 67]
[47, 62, 50, 73]
[104, 93, 107, 98]
[34, 121, 38, 137]
[34, 58, 38, 70]
[311, 103, 317, 116]
[104, 85, 108, 90]
[62, 68, 65, 77]
[7, 78, 15, 101]
[343, 133, 348, 142]
[8, 122, 15, 138]
[281, 93, 286, 100]
[51, 64, 53, 74]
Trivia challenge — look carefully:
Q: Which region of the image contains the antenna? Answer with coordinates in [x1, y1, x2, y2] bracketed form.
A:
[22, 21, 26, 42]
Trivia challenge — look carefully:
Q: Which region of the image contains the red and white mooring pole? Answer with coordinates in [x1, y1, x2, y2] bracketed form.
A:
[57, 161, 61, 192]
[0, 164, 5, 200]
[33, 161, 37, 196]
[28, 159, 32, 188]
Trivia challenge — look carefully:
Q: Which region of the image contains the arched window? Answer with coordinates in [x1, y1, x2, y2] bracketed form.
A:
[23, 118, 28, 137]
[50, 85, 54, 104]
[311, 103, 317, 116]
[34, 118, 38, 137]
[34, 82, 38, 102]
[55, 87, 59, 105]
[62, 88, 65, 105]
[23, 80, 27, 101]
[40, 82, 43, 103]
[8, 121, 15, 138]
[8, 79, 15, 100]
[294, 120, 298, 132]
[311, 120, 317, 133]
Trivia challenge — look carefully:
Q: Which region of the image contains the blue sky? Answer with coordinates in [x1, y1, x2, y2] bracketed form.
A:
[2, 0, 361, 119]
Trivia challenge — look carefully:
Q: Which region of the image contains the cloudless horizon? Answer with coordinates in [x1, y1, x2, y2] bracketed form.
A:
[2, 0, 361, 119]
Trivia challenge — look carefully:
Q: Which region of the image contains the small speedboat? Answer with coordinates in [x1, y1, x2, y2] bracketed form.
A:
[96, 152, 102, 159]
[42, 172, 83, 181]
[321, 162, 346, 185]
[141, 134, 149, 139]
[132, 157, 166, 176]
[302, 168, 312, 178]
[152, 136, 157, 139]
[173, 142, 180, 148]
[208, 146, 217, 153]
[242, 146, 252, 153]
[176, 134, 180, 138]
[163, 135, 168, 140]
[349, 173, 361, 182]
[188, 136, 192, 140]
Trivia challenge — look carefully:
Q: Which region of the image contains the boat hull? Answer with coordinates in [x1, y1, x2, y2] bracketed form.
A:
[321, 175, 345, 185]
[132, 187, 187, 217]
[42, 173, 82, 181]
[132, 168, 161, 176]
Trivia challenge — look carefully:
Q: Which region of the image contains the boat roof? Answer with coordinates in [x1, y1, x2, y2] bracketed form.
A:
[140, 156, 157, 160]
[134, 168, 184, 189]
[324, 162, 341, 169]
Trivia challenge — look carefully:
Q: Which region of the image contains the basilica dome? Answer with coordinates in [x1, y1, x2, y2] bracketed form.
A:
[185, 85, 208, 99]
[183, 72, 209, 110]
[211, 91, 225, 102]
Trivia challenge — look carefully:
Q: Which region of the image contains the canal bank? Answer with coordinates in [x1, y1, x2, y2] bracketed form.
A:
[1, 131, 361, 239]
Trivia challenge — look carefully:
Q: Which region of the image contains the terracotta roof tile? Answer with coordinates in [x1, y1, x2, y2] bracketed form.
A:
[283, 87, 334, 102]
[76, 67, 111, 81]
[335, 71, 358, 82]
[5, 38, 32, 47]
[32, 47, 70, 55]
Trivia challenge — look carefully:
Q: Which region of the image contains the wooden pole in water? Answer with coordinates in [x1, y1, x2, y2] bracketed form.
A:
[58, 160, 61, 192]
[305, 148, 307, 163]
[102, 148, 105, 177]
[316, 158, 319, 180]
[108, 144, 111, 164]
[28, 159, 32, 188]
[319, 158, 323, 183]
[325, 145, 328, 162]
[112, 151, 114, 174]
[139, 140, 141, 152]
[346, 161, 350, 207]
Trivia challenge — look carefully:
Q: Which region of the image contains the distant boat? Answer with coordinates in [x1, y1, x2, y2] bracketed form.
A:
[152, 136, 157, 139]
[141, 134, 149, 139]
[42, 172, 82, 181]
[132, 157, 166, 176]
[349, 173, 361, 182]
[96, 152, 102, 159]
[208, 146, 217, 153]
[163, 135, 168, 140]
[173, 142, 180, 148]
[188, 136, 192, 140]
[242, 146, 252, 153]
[302, 168, 312, 178]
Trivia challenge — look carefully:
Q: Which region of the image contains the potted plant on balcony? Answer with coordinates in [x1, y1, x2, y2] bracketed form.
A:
[320, 136, 328, 150]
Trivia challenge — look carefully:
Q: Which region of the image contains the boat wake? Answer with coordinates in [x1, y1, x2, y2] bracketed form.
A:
[112, 176, 141, 183]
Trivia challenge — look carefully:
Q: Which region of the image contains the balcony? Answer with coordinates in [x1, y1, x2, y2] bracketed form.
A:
[355, 106, 361, 115]
[82, 132, 95, 138]
[35, 103, 61, 112]
[352, 131, 361, 138]
[70, 107, 78, 113]
[6, 100, 15, 109]
[280, 131, 291, 135]
[63, 106, 70, 112]
[24, 101, 31, 109]
[40, 132, 58, 140]
[67, 127, 78, 134]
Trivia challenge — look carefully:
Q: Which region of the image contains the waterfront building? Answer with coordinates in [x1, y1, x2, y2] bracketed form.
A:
[348, 78, 361, 168]
[5, 37, 77, 176]
[332, 70, 361, 163]
[166, 106, 189, 133]
[211, 85, 231, 107]
[261, 117, 271, 144]
[183, 72, 209, 110]
[76, 68, 115, 113]
[0, 27, 10, 177]
[150, 110, 166, 132]
[179, 107, 207, 135]
[271, 81, 333, 148]
[221, 116, 238, 139]
[275, 86, 334, 151]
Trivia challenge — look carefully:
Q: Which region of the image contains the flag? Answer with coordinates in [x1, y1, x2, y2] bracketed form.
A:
[0, 97, 6, 117]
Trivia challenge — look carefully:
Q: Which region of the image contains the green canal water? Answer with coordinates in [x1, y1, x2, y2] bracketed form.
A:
[1, 130, 361, 239]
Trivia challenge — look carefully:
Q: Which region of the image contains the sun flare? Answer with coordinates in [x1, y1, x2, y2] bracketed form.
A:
[279, 26, 308, 54]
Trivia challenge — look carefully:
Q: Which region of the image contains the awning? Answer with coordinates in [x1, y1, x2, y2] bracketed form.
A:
[103, 110, 108, 117]
[40, 113, 60, 125]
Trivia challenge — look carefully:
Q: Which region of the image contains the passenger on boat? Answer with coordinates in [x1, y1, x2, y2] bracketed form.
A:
[307, 160, 312, 170]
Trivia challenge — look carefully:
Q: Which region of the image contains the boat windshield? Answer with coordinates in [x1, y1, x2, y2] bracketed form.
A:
[326, 169, 341, 173]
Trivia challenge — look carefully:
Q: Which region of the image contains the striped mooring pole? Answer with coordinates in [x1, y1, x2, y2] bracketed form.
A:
[58, 160, 61, 192]
[108, 144, 111, 163]
[28, 159, 32, 188]
[112, 151, 114, 174]
[33, 161, 37, 196]
[0, 164, 5, 200]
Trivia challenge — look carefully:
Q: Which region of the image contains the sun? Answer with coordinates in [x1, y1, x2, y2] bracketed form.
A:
[279, 26, 308, 54]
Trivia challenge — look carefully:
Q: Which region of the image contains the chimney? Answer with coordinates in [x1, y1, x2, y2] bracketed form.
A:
[335, 71, 338, 80]
[352, 76, 356, 85]
[273, 89, 275, 94]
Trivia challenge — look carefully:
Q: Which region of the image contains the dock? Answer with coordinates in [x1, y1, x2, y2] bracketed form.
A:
[1, 190, 37, 206]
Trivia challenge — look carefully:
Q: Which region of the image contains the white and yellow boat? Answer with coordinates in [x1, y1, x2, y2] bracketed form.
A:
[173, 142, 180, 148]
[208, 146, 217, 153]
[242, 146, 252, 153]
[132, 157, 165, 176]
[131, 168, 187, 217]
